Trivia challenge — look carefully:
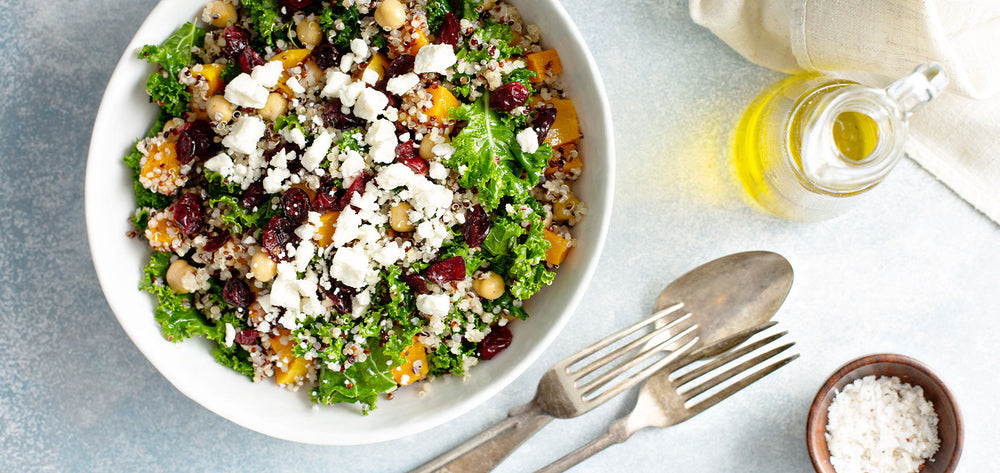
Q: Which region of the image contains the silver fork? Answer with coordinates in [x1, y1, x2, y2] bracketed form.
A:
[535, 327, 798, 473]
[409, 303, 699, 473]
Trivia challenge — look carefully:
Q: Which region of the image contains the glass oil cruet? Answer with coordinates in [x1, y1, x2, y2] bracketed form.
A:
[733, 63, 948, 221]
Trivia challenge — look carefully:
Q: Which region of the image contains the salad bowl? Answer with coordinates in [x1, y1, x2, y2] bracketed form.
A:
[85, 0, 614, 444]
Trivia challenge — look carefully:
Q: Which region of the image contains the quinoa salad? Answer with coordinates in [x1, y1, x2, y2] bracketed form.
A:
[125, 0, 586, 412]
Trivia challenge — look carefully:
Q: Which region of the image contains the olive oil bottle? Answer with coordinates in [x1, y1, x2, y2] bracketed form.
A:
[734, 64, 948, 221]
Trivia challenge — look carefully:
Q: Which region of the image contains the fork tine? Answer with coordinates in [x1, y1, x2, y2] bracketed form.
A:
[558, 303, 684, 368]
[570, 311, 692, 379]
[684, 354, 799, 418]
[673, 330, 787, 387]
[578, 324, 699, 397]
[680, 341, 795, 400]
[584, 334, 700, 405]
[682, 321, 778, 361]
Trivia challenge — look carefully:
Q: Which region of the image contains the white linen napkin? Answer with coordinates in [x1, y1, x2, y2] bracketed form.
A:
[690, 0, 1000, 223]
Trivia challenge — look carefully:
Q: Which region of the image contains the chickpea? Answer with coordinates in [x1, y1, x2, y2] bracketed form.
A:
[251, 250, 278, 282]
[390, 202, 416, 232]
[202, 1, 237, 28]
[473, 272, 505, 300]
[166, 259, 198, 294]
[296, 18, 323, 48]
[374, 0, 407, 29]
[419, 133, 451, 160]
[206, 95, 234, 123]
[161, 117, 186, 134]
[258, 92, 288, 121]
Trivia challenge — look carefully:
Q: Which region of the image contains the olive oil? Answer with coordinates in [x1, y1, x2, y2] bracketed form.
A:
[734, 64, 948, 221]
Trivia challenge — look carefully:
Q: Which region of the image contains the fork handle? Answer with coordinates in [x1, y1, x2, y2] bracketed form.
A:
[534, 418, 633, 473]
[408, 402, 553, 473]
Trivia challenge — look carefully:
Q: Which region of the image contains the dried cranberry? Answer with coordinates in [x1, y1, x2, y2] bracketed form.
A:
[238, 47, 265, 74]
[336, 172, 373, 210]
[479, 326, 512, 360]
[395, 141, 428, 174]
[234, 329, 259, 346]
[463, 204, 491, 248]
[281, 188, 311, 222]
[402, 273, 430, 295]
[204, 230, 231, 252]
[324, 281, 356, 314]
[435, 13, 461, 47]
[223, 278, 254, 309]
[491, 82, 530, 112]
[173, 193, 204, 235]
[176, 132, 196, 164]
[313, 180, 343, 211]
[425, 256, 467, 285]
[322, 99, 364, 130]
[222, 26, 251, 59]
[262, 216, 299, 260]
[532, 107, 557, 144]
[241, 181, 268, 210]
[312, 42, 341, 70]
[278, 0, 314, 11]
[384, 54, 415, 80]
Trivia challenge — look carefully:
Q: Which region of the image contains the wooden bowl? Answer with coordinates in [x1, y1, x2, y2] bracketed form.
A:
[806, 354, 963, 473]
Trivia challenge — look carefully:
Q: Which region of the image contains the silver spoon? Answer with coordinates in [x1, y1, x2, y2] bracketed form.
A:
[409, 251, 794, 473]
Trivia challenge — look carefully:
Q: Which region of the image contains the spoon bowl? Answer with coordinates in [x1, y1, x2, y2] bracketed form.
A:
[655, 251, 794, 355]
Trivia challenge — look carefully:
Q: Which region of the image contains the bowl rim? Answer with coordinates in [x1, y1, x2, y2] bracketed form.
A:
[805, 353, 964, 473]
[84, 0, 615, 445]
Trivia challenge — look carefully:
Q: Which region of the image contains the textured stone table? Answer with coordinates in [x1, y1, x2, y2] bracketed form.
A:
[1, 0, 997, 471]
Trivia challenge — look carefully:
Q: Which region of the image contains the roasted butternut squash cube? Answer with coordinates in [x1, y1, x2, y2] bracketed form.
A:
[543, 229, 571, 266]
[526, 49, 562, 83]
[392, 339, 429, 386]
[275, 49, 312, 69]
[552, 194, 580, 222]
[545, 143, 582, 176]
[269, 328, 310, 385]
[403, 28, 430, 56]
[356, 52, 389, 82]
[140, 140, 183, 195]
[425, 84, 459, 125]
[276, 357, 310, 385]
[191, 63, 225, 96]
[543, 98, 581, 146]
[313, 211, 341, 248]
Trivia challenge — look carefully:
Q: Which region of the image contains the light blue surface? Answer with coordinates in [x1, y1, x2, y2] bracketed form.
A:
[1, 0, 997, 471]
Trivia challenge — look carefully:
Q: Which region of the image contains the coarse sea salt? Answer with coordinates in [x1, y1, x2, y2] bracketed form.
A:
[826, 375, 940, 473]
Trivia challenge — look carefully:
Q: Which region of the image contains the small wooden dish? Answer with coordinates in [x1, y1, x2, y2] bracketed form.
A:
[806, 354, 963, 473]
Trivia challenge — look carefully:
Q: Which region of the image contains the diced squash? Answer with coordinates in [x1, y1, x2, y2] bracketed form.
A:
[270, 328, 310, 385]
[552, 194, 579, 222]
[392, 339, 429, 386]
[525, 49, 562, 83]
[355, 52, 389, 82]
[290, 182, 316, 201]
[403, 28, 430, 56]
[425, 84, 459, 125]
[140, 140, 183, 195]
[543, 229, 571, 266]
[275, 48, 312, 69]
[144, 212, 183, 251]
[545, 143, 582, 176]
[191, 63, 225, 96]
[543, 98, 581, 146]
[314, 211, 341, 248]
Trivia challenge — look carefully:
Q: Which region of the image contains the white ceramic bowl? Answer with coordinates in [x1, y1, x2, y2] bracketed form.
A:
[86, 0, 613, 445]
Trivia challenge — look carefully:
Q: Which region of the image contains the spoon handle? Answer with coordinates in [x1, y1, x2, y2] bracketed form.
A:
[409, 401, 552, 473]
[534, 417, 634, 473]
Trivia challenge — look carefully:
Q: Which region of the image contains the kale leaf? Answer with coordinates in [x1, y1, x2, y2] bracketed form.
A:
[139, 252, 214, 342]
[209, 195, 279, 233]
[460, 0, 482, 20]
[139, 22, 204, 118]
[241, 0, 285, 49]
[123, 144, 172, 212]
[427, 341, 478, 377]
[311, 347, 399, 413]
[448, 94, 552, 210]
[425, 0, 452, 32]
[213, 344, 255, 379]
[483, 211, 554, 299]
[318, 4, 361, 50]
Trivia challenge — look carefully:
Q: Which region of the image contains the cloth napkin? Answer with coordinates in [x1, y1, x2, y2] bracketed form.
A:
[690, 0, 1000, 223]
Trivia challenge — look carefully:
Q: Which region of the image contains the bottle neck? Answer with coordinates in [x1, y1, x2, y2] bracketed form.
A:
[790, 84, 906, 194]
